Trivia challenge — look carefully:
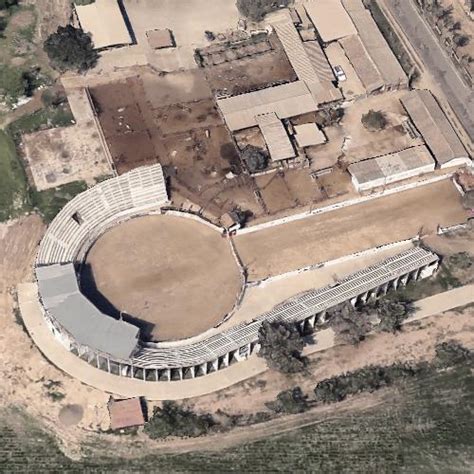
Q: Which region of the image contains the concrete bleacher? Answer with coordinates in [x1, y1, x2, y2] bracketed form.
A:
[132, 247, 439, 369]
[36, 165, 168, 265]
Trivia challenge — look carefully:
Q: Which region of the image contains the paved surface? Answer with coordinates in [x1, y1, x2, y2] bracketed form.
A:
[383, 0, 474, 142]
[18, 281, 474, 400]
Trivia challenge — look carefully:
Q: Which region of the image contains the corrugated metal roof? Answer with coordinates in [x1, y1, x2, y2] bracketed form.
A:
[348, 145, 435, 185]
[256, 113, 295, 161]
[401, 90, 469, 166]
[75, 0, 132, 49]
[217, 81, 318, 131]
[304, 40, 336, 83]
[37, 263, 139, 360]
[340, 34, 384, 93]
[270, 11, 341, 104]
[342, 0, 407, 88]
[304, 0, 357, 43]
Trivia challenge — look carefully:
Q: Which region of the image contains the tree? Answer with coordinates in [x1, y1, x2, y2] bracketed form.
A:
[361, 109, 388, 131]
[241, 145, 268, 173]
[453, 33, 470, 48]
[462, 190, 474, 210]
[267, 387, 309, 414]
[236, 0, 290, 21]
[367, 294, 415, 333]
[0, 0, 18, 9]
[327, 302, 372, 345]
[144, 401, 215, 439]
[257, 321, 306, 373]
[44, 25, 98, 72]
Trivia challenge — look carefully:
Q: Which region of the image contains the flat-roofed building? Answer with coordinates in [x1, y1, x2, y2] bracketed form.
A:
[270, 11, 341, 104]
[255, 113, 295, 162]
[217, 81, 318, 131]
[108, 398, 145, 431]
[341, 0, 407, 90]
[348, 145, 436, 191]
[294, 123, 327, 147]
[400, 90, 471, 169]
[304, 0, 357, 43]
[75, 0, 132, 50]
[146, 29, 175, 49]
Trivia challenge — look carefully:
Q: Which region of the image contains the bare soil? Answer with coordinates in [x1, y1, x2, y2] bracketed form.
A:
[83, 214, 242, 342]
[235, 180, 468, 280]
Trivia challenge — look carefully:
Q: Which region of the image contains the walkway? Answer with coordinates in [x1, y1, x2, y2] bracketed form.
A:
[17, 282, 474, 400]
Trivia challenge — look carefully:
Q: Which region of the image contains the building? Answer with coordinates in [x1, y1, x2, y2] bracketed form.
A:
[294, 123, 326, 148]
[216, 81, 318, 131]
[400, 90, 471, 169]
[304, 0, 357, 43]
[109, 398, 145, 430]
[255, 112, 295, 162]
[146, 29, 175, 49]
[75, 0, 132, 50]
[348, 145, 435, 191]
[270, 10, 341, 104]
[341, 0, 408, 91]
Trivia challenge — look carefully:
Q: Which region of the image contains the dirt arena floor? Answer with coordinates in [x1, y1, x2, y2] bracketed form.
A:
[83, 214, 242, 342]
[234, 180, 468, 281]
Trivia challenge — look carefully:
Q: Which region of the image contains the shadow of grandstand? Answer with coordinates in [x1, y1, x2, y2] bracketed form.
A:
[117, 0, 137, 45]
[79, 263, 155, 341]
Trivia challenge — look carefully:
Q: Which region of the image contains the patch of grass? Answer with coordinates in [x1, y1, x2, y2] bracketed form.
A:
[30, 181, 87, 223]
[0, 129, 29, 221]
[7, 103, 74, 139]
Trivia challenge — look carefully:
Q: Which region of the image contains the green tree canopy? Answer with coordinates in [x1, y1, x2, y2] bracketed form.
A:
[236, 0, 290, 21]
[242, 145, 268, 173]
[44, 25, 98, 72]
[361, 109, 388, 131]
[257, 321, 306, 373]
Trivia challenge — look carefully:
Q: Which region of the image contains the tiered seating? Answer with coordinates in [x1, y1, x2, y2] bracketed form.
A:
[132, 247, 439, 369]
[36, 165, 167, 265]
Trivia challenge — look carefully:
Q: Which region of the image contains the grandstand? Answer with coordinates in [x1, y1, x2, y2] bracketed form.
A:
[36, 164, 168, 266]
[33, 164, 440, 382]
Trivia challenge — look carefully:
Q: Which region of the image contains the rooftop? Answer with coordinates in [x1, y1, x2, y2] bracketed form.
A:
[294, 123, 326, 147]
[75, 0, 132, 49]
[304, 0, 357, 43]
[109, 398, 145, 430]
[400, 90, 469, 167]
[256, 113, 295, 162]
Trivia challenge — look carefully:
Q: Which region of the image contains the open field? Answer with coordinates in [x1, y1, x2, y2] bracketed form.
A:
[235, 180, 468, 280]
[83, 214, 242, 342]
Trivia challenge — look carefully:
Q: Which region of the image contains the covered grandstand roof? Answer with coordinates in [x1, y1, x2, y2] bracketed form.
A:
[304, 0, 357, 43]
[217, 81, 318, 131]
[348, 145, 435, 189]
[341, 0, 407, 89]
[36, 263, 139, 360]
[256, 113, 295, 162]
[75, 0, 132, 49]
[132, 247, 439, 369]
[400, 90, 470, 168]
[270, 11, 341, 104]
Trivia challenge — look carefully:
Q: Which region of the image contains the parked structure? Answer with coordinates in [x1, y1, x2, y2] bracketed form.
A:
[217, 81, 318, 131]
[75, 0, 132, 50]
[108, 398, 145, 430]
[255, 112, 295, 162]
[348, 145, 435, 191]
[400, 90, 471, 168]
[294, 123, 326, 148]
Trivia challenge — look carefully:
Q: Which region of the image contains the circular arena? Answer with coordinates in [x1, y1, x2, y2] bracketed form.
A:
[83, 213, 242, 342]
[32, 164, 440, 383]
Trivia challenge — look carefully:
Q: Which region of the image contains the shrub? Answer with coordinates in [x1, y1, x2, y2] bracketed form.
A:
[236, 0, 290, 21]
[361, 109, 388, 131]
[267, 387, 309, 414]
[44, 25, 98, 72]
[365, 293, 415, 333]
[257, 321, 306, 373]
[241, 145, 268, 173]
[144, 401, 215, 439]
[435, 341, 473, 368]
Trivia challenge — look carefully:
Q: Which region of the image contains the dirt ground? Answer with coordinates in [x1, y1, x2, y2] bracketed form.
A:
[203, 34, 297, 95]
[83, 214, 242, 342]
[234, 180, 468, 281]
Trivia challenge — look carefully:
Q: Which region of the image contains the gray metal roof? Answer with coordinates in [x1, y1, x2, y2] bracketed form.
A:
[255, 112, 295, 161]
[37, 263, 139, 360]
